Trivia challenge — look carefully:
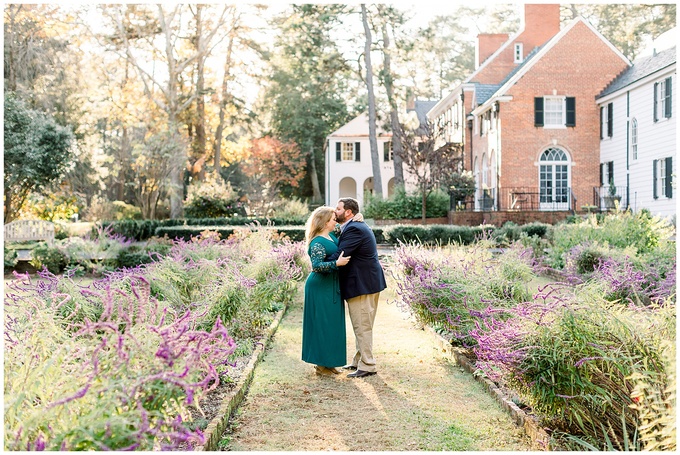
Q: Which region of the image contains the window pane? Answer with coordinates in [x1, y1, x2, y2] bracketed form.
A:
[342, 142, 354, 161]
[544, 98, 564, 125]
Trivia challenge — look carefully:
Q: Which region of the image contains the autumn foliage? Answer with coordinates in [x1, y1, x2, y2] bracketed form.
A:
[243, 136, 306, 199]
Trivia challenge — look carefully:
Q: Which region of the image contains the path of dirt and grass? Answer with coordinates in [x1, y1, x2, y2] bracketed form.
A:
[218, 282, 536, 451]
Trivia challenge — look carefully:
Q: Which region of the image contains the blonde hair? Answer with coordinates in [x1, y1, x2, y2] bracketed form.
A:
[305, 206, 335, 246]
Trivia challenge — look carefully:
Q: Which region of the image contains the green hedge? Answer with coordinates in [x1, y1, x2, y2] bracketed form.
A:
[382, 224, 496, 245]
[98, 218, 547, 246]
[98, 216, 307, 241]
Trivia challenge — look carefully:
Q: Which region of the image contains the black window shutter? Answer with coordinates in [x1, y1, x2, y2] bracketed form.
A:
[600, 163, 604, 186]
[534, 97, 544, 126]
[607, 103, 613, 137]
[355, 142, 361, 161]
[654, 82, 659, 122]
[665, 77, 672, 118]
[566, 97, 576, 127]
[653, 160, 658, 199]
[607, 161, 614, 185]
[665, 157, 673, 198]
[600, 106, 604, 139]
[336, 142, 341, 161]
[383, 141, 389, 161]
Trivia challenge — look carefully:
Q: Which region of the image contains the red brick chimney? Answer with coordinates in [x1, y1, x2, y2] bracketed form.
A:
[476, 33, 509, 68]
[521, 4, 561, 49]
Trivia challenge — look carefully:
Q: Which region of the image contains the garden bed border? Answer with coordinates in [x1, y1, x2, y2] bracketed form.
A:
[426, 326, 553, 451]
[197, 305, 287, 451]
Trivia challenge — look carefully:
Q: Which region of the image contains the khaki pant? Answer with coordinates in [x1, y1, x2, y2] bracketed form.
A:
[346, 292, 380, 372]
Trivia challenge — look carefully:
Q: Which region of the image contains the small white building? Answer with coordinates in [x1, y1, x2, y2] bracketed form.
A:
[596, 40, 676, 219]
[325, 100, 438, 208]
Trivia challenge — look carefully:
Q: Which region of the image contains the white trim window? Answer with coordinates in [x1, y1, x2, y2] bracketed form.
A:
[654, 77, 673, 122]
[653, 157, 674, 199]
[383, 141, 393, 162]
[544, 97, 565, 127]
[600, 102, 613, 138]
[630, 118, 638, 160]
[514, 43, 523, 63]
[335, 141, 361, 162]
[535, 96, 576, 128]
[539, 147, 570, 210]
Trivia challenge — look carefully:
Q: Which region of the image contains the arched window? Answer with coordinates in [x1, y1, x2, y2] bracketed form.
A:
[630, 118, 638, 161]
[539, 147, 570, 210]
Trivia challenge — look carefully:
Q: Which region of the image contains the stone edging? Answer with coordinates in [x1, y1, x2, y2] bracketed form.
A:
[425, 326, 552, 451]
[197, 305, 287, 451]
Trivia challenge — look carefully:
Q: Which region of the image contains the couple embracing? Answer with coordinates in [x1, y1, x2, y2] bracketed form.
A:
[301, 197, 387, 378]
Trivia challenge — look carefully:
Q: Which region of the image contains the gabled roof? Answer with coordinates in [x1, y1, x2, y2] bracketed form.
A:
[474, 84, 501, 105]
[328, 112, 390, 137]
[473, 16, 631, 112]
[410, 100, 439, 124]
[597, 46, 676, 98]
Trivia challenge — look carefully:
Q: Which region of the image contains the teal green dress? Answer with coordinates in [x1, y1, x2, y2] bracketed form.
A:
[301, 233, 346, 367]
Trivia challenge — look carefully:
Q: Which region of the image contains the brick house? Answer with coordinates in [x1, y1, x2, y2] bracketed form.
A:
[429, 4, 631, 222]
[596, 42, 676, 218]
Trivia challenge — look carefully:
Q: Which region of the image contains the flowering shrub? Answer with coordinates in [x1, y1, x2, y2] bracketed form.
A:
[392, 241, 535, 345]
[5, 228, 305, 450]
[546, 210, 674, 269]
[470, 283, 675, 450]
[184, 173, 245, 218]
[394, 225, 676, 450]
[4, 270, 236, 450]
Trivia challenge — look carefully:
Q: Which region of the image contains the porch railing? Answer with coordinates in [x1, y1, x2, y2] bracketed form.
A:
[451, 187, 579, 212]
[593, 186, 628, 211]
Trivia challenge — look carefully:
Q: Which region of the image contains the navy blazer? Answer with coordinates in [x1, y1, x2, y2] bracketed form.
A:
[329, 220, 387, 301]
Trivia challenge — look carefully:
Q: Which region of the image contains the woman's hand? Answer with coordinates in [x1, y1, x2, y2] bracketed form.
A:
[354, 212, 364, 222]
[336, 251, 351, 266]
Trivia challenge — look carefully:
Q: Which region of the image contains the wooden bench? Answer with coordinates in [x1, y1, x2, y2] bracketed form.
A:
[5, 220, 55, 245]
[4, 220, 55, 261]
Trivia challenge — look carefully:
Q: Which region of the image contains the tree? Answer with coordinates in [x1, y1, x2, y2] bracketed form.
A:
[360, 4, 383, 199]
[375, 4, 407, 187]
[397, 113, 463, 222]
[562, 4, 676, 61]
[4, 93, 74, 222]
[127, 129, 186, 220]
[242, 136, 306, 209]
[106, 4, 229, 218]
[266, 4, 353, 203]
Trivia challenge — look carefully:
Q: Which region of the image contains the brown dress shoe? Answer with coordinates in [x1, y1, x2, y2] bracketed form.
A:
[328, 367, 342, 374]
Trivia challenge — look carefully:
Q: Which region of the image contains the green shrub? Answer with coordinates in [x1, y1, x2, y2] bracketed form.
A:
[116, 240, 173, 268]
[383, 224, 494, 245]
[4, 248, 18, 270]
[29, 244, 68, 273]
[547, 211, 674, 269]
[364, 187, 449, 220]
[184, 173, 245, 218]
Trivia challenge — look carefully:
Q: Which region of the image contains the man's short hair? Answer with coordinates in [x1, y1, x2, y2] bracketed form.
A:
[339, 197, 359, 215]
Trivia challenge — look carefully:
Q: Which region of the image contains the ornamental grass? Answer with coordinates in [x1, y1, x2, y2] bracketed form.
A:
[392, 212, 676, 450]
[4, 228, 304, 450]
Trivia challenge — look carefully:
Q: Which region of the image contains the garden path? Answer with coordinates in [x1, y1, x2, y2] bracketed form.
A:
[218, 284, 533, 451]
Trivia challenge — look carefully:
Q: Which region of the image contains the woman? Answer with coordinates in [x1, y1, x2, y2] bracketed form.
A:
[301, 206, 355, 375]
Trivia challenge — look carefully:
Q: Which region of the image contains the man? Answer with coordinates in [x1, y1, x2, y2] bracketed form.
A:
[329, 197, 387, 378]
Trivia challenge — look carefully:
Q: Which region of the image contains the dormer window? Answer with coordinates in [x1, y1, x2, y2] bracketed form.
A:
[514, 43, 524, 63]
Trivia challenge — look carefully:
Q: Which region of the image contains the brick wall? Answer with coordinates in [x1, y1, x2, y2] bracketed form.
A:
[497, 20, 630, 208]
[473, 4, 561, 84]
